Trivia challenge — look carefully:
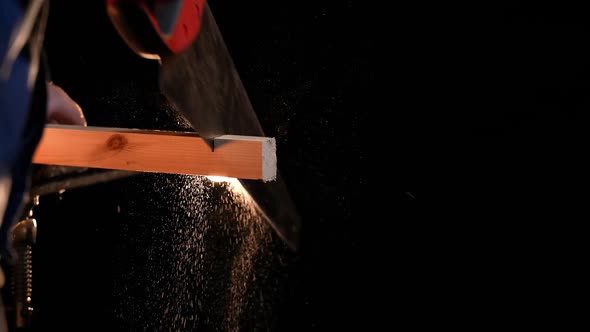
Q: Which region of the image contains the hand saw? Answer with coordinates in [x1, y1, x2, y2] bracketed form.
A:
[105, 0, 301, 249]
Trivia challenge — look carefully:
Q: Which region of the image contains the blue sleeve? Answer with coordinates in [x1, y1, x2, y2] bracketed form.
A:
[1, 0, 33, 175]
[1, 0, 38, 255]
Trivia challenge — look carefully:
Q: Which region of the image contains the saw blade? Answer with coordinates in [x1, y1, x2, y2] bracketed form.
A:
[158, 4, 301, 249]
[159, 4, 262, 139]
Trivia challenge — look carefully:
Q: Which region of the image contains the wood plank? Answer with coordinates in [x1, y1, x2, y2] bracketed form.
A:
[32, 125, 276, 181]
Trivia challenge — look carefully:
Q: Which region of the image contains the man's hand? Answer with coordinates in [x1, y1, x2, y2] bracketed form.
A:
[46, 82, 86, 126]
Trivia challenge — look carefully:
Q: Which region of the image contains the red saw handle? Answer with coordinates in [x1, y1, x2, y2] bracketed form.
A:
[107, 0, 205, 59]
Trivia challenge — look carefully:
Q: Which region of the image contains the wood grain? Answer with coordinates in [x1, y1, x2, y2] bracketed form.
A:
[32, 125, 276, 181]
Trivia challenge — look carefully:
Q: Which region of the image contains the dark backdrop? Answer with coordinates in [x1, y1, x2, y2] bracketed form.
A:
[393, 1, 585, 326]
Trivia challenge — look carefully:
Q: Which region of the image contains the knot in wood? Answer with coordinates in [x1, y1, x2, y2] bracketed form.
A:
[106, 134, 128, 151]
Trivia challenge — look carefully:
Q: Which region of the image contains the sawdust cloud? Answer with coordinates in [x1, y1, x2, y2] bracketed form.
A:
[113, 174, 287, 331]
[91, 81, 288, 331]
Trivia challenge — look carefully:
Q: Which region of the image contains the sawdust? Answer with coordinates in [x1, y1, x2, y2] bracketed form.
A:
[113, 174, 283, 331]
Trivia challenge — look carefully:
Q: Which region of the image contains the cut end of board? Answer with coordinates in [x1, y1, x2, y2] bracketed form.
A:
[214, 135, 276, 182]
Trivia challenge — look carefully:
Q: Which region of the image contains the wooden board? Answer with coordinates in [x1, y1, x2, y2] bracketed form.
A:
[32, 125, 276, 181]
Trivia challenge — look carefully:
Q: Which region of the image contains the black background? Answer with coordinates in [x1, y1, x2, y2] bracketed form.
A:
[395, 2, 585, 326]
